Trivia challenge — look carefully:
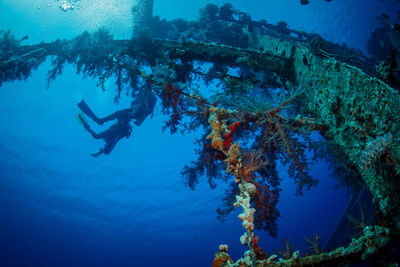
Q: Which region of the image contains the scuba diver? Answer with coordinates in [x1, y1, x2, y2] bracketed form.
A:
[77, 89, 157, 157]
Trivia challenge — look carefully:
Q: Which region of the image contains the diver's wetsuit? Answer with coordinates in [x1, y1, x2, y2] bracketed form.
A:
[83, 109, 133, 156]
[77, 90, 156, 157]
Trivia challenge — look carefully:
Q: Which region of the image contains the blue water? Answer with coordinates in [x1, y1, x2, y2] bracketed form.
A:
[0, 0, 398, 266]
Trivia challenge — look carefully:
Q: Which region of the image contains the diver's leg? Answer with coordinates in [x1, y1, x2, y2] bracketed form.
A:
[77, 113, 105, 141]
[89, 130, 114, 157]
[102, 135, 123, 155]
[89, 130, 113, 157]
[90, 136, 121, 157]
[100, 109, 131, 122]
[87, 129, 109, 140]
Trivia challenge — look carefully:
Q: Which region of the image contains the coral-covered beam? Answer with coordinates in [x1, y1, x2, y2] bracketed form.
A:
[226, 225, 390, 266]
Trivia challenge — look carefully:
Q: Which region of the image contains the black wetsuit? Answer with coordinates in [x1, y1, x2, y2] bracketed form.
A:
[86, 109, 133, 156]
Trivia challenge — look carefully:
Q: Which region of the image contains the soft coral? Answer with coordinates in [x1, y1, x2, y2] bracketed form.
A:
[163, 81, 184, 133]
[223, 122, 240, 149]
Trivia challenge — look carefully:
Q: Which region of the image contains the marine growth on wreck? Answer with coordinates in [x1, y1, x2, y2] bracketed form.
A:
[1, 1, 399, 266]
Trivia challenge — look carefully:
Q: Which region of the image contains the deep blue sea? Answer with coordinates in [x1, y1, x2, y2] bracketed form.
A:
[0, 0, 399, 266]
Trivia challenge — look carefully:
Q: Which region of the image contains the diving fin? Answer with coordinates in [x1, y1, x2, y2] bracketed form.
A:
[77, 99, 103, 125]
[77, 112, 90, 130]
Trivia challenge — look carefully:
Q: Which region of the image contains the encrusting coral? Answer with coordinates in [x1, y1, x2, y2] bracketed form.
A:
[212, 244, 233, 267]
[207, 105, 391, 266]
[206, 106, 268, 263]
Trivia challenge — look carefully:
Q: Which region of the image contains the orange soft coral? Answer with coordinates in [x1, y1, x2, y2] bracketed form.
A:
[207, 107, 225, 150]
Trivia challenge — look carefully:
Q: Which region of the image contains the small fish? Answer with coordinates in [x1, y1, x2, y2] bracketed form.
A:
[381, 13, 390, 19]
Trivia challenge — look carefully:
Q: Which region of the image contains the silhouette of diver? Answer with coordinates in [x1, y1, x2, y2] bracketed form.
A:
[77, 89, 156, 157]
